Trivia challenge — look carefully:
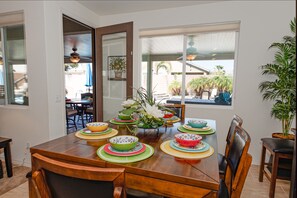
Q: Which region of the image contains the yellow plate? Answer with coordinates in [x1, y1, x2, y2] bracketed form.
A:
[183, 124, 212, 132]
[160, 140, 214, 159]
[75, 129, 118, 140]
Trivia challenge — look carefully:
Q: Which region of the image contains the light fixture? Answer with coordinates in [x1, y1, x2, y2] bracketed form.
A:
[70, 47, 80, 63]
[186, 36, 198, 61]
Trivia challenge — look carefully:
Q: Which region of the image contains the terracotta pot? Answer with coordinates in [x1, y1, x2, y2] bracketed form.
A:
[272, 132, 295, 140]
[114, 71, 122, 79]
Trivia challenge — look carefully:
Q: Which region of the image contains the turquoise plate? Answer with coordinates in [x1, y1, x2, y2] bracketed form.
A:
[170, 140, 210, 153]
[97, 143, 154, 163]
[177, 126, 216, 135]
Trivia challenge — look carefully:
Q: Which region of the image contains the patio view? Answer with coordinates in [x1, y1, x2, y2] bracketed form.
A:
[141, 31, 236, 106]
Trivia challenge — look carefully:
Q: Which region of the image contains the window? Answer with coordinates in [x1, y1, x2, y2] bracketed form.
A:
[0, 11, 28, 106]
[140, 22, 239, 106]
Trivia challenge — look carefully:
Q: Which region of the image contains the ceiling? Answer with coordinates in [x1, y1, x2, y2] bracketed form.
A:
[64, 1, 231, 63]
[77, 1, 222, 16]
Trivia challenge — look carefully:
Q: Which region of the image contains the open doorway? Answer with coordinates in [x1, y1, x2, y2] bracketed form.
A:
[63, 15, 95, 133]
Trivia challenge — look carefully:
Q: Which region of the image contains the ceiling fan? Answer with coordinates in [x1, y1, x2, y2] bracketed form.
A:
[69, 47, 80, 63]
[177, 36, 205, 61]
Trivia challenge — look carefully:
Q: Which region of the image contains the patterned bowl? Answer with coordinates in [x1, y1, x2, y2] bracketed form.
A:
[86, 122, 108, 132]
[187, 120, 207, 128]
[174, 133, 202, 147]
[118, 113, 132, 120]
[109, 135, 139, 151]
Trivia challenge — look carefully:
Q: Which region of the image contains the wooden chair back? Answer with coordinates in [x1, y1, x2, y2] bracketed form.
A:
[31, 153, 125, 198]
[224, 125, 252, 198]
[164, 103, 185, 120]
[225, 115, 243, 156]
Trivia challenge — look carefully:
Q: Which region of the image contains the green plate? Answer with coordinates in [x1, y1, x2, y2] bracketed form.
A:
[79, 128, 112, 136]
[177, 126, 216, 135]
[109, 119, 139, 125]
[97, 143, 154, 163]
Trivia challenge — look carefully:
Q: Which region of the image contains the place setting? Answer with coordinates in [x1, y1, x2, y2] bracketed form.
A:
[178, 119, 216, 135]
[163, 112, 181, 126]
[97, 135, 154, 163]
[75, 122, 118, 140]
[109, 112, 138, 125]
[160, 133, 214, 159]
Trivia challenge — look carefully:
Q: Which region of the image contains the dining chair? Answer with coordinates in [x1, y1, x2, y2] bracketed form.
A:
[164, 103, 185, 120]
[31, 153, 126, 198]
[66, 108, 78, 132]
[218, 114, 243, 178]
[219, 125, 252, 198]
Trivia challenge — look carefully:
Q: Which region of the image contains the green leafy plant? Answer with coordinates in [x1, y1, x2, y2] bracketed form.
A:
[187, 77, 211, 97]
[168, 81, 181, 96]
[259, 18, 296, 136]
[120, 87, 174, 129]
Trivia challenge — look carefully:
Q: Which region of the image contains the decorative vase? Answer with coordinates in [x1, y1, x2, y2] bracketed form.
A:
[114, 71, 122, 79]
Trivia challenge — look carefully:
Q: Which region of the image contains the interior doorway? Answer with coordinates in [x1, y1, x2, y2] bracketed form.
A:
[62, 15, 95, 133]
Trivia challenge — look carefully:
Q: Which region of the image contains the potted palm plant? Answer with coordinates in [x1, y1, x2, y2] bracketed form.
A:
[259, 18, 296, 138]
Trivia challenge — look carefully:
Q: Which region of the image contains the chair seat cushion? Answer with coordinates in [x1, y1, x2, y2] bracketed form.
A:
[218, 153, 227, 175]
[261, 138, 294, 154]
[218, 179, 229, 198]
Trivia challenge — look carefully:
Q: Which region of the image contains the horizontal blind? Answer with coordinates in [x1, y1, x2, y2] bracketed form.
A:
[0, 11, 24, 27]
[140, 21, 240, 37]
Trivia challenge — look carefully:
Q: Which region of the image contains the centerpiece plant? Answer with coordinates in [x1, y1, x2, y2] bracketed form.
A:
[259, 18, 296, 137]
[120, 88, 174, 129]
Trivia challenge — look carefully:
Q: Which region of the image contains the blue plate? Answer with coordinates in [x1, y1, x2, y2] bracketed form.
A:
[170, 140, 210, 153]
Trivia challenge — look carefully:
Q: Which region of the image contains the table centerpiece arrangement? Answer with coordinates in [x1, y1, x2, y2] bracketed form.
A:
[117, 88, 174, 131]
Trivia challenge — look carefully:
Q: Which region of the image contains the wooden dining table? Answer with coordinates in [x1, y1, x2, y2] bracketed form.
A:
[29, 118, 220, 198]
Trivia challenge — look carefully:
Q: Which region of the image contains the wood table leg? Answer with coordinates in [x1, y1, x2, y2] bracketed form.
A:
[4, 143, 13, 177]
[259, 144, 266, 182]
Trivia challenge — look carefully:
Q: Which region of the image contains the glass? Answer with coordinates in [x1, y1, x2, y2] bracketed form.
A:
[185, 32, 235, 106]
[102, 32, 127, 120]
[0, 31, 5, 105]
[2, 24, 28, 105]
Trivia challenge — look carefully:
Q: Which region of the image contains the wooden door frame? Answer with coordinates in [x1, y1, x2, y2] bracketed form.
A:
[95, 22, 133, 121]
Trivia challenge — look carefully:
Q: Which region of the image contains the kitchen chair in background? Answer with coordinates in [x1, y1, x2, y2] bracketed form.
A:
[31, 153, 126, 198]
[218, 114, 243, 178]
[66, 107, 77, 133]
[164, 103, 185, 120]
[219, 125, 252, 198]
[259, 138, 294, 198]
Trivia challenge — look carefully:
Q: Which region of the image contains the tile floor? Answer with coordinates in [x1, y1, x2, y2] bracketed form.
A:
[0, 165, 291, 198]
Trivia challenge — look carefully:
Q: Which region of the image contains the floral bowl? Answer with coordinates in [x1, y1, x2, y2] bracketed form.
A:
[163, 113, 174, 119]
[175, 133, 202, 147]
[118, 113, 132, 120]
[86, 122, 108, 132]
[109, 135, 139, 151]
[187, 120, 207, 128]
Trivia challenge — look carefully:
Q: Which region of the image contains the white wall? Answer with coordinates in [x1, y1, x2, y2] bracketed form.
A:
[0, 1, 99, 166]
[99, 1, 295, 164]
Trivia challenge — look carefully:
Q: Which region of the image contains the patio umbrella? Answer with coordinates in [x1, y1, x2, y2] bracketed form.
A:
[85, 63, 92, 92]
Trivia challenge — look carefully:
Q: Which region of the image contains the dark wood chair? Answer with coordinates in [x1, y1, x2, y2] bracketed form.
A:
[219, 125, 252, 198]
[218, 115, 243, 178]
[164, 103, 185, 120]
[0, 137, 13, 178]
[66, 108, 77, 132]
[259, 138, 294, 198]
[31, 153, 125, 198]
